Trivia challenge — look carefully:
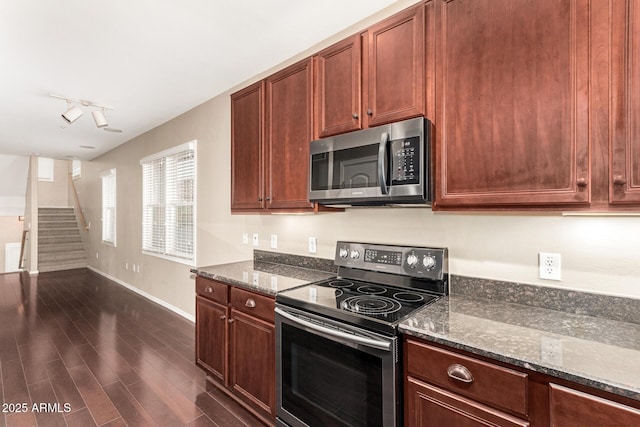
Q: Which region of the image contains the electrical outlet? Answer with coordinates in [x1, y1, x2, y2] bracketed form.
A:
[252, 233, 259, 247]
[539, 252, 561, 280]
[308, 237, 317, 254]
[242, 232, 249, 245]
[540, 336, 563, 366]
[270, 234, 278, 249]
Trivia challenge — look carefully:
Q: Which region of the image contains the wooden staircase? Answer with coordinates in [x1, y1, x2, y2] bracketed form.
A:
[38, 207, 87, 272]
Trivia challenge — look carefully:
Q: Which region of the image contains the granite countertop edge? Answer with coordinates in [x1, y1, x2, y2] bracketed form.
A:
[399, 301, 640, 402]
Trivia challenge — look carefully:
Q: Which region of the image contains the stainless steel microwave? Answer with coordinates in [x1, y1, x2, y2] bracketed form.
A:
[309, 117, 431, 206]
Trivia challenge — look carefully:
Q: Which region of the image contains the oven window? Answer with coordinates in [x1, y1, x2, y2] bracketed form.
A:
[281, 323, 383, 427]
[311, 144, 385, 191]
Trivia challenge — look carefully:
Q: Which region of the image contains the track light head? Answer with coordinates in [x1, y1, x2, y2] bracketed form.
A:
[61, 103, 83, 124]
[92, 109, 108, 128]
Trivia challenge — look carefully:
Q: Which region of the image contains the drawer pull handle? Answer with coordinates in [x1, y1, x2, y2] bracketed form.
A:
[204, 286, 213, 293]
[447, 364, 474, 384]
[245, 299, 256, 308]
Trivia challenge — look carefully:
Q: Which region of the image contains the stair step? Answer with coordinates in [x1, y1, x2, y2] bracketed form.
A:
[38, 207, 74, 215]
[39, 221, 79, 229]
[38, 242, 84, 253]
[38, 262, 87, 273]
[39, 214, 77, 222]
[39, 250, 87, 263]
[38, 235, 81, 245]
[38, 228, 81, 237]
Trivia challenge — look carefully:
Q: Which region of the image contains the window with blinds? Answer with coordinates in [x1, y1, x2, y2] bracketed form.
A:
[101, 168, 117, 245]
[140, 141, 196, 264]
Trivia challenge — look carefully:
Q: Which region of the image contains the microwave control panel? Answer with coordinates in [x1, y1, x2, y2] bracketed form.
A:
[390, 136, 420, 185]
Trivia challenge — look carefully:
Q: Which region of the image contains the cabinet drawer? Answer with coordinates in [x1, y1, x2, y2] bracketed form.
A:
[196, 277, 228, 304]
[230, 287, 275, 323]
[406, 339, 528, 418]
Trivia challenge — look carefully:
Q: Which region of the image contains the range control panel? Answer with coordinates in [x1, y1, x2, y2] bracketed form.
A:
[335, 241, 447, 281]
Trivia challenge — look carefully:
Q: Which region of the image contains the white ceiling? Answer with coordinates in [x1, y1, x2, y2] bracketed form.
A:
[0, 0, 400, 161]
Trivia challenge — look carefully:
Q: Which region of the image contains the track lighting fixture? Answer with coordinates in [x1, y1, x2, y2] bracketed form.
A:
[92, 109, 108, 128]
[49, 93, 119, 131]
[61, 101, 83, 124]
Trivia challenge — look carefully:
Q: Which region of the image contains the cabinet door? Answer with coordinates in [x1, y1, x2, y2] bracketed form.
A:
[265, 58, 314, 210]
[195, 296, 227, 384]
[228, 309, 275, 419]
[231, 81, 265, 211]
[433, 0, 591, 208]
[405, 377, 529, 427]
[549, 384, 640, 427]
[315, 34, 362, 138]
[610, 0, 640, 205]
[365, 4, 425, 127]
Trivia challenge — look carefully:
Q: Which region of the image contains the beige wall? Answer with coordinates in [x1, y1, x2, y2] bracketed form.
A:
[75, 0, 640, 319]
[38, 159, 70, 207]
[0, 216, 24, 273]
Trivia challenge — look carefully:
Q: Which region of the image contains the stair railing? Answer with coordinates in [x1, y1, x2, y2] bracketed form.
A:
[19, 229, 28, 269]
[68, 173, 90, 230]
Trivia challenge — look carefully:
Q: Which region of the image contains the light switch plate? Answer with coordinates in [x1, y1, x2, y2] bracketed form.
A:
[252, 233, 259, 247]
[270, 234, 277, 249]
[242, 232, 249, 245]
[308, 237, 317, 254]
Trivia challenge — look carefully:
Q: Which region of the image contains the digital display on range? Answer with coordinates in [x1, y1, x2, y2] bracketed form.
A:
[364, 249, 402, 265]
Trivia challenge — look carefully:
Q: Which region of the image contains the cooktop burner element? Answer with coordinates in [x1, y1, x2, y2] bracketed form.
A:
[357, 285, 387, 294]
[329, 280, 353, 288]
[341, 295, 402, 316]
[276, 241, 448, 335]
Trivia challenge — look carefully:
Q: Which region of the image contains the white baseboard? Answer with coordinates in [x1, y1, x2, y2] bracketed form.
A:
[87, 266, 195, 323]
[29, 270, 39, 275]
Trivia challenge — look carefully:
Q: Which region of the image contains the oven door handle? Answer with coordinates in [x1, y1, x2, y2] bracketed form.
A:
[275, 307, 391, 351]
[378, 132, 389, 195]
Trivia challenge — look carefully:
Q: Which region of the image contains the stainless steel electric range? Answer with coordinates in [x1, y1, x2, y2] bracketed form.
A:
[275, 242, 448, 427]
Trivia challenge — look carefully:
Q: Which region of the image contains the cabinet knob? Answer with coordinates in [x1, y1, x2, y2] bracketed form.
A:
[220, 315, 226, 320]
[613, 175, 627, 186]
[204, 286, 213, 293]
[447, 364, 474, 384]
[265, 197, 271, 202]
[228, 318, 234, 323]
[366, 109, 373, 116]
[258, 197, 263, 202]
[576, 178, 588, 188]
[245, 298, 256, 308]
[352, 113, 359, 119]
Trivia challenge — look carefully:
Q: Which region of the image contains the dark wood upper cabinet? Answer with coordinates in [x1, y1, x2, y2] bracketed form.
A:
[364, 3, 425, 128]
[433, 0, 591, 209]
[265, 58, 315, 211]
[231, 59, 315, 213]
[231, 81, 265, 211]
[610, 0, 640, 205]
[315, 34, 362, 138]
[313, 4, 425, 139]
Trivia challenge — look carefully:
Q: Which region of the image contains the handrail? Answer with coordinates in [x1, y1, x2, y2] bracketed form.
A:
[19, 229, 28, 269]
[68, 173, 89, 230]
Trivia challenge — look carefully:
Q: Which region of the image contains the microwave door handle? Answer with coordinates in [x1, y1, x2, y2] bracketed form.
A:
[275, 308, 391, 351]
[378, 132, 389, 195]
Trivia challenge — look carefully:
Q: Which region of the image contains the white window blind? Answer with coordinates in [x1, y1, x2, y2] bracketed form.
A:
[72, 159, 81, 179]
[141, 141, 196, 264]
[101, 169, 116, 245]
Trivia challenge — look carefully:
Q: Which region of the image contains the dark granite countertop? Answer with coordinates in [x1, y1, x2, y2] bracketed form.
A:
[191, 260, 334, 297]
[399, 295, 640, 402]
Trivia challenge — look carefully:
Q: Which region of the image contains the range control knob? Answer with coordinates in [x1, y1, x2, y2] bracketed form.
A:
[406, 254, 419, 268]
[339, 248, 349, 259]
[422, 255, 436, 270]
[350, 250, 360, 260]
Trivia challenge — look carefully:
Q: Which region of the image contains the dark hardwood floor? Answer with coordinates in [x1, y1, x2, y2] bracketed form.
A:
[0, 269, 265, 427]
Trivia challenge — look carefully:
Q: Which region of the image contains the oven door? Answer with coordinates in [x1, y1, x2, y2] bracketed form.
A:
[275, 305, 399, 427]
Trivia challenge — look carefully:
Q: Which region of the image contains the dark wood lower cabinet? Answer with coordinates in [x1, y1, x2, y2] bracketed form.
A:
[195, 295, 227, 383]
[229, 309, 275, 418]
[404, 338, 640, 427]
[406, 377, 529, 427]
[195, 277, 276, 426]
[549, 384, 640, 427]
